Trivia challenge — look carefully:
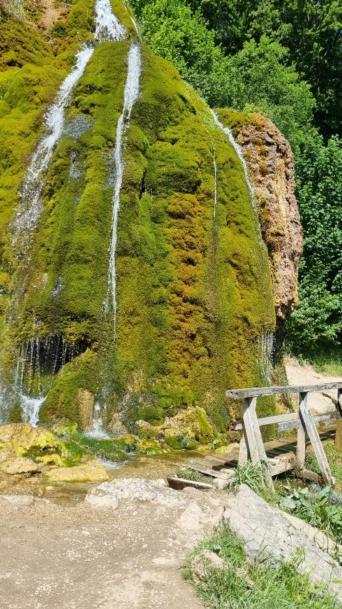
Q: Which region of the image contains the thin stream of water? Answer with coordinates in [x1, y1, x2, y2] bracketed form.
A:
[11, 0, 128, 426]
[106, 42, 141, 330]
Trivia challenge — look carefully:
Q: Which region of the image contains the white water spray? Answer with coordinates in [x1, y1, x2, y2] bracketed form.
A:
[14, 0, 127, 249]
[211, 110, 256, 211]
[9, 1, 128, 426]
[95, 0, 126, 41]
[106, 42, 141, 328]
[14, 47, 94, 246]
[86, 402, 109, 439]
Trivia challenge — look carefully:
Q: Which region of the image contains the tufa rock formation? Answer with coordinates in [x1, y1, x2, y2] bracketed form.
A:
[221, 111, 303, 358]
[0, 0, 301, 435]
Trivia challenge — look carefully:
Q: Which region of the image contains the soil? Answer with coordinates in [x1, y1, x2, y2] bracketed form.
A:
[285, 356, 342, 414]
[0, 478, 227, 609]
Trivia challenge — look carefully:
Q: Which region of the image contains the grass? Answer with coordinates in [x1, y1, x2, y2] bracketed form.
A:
[296, 349, 342, 376]
[231, 461, 277, 503]
[187, 529, 341, 609]
[305, 440, 342, 491]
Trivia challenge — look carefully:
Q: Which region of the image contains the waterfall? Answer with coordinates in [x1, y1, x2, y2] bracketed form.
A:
[7, 1, 128, 426]
[95, 0, 126, 41]
[260, 331, 274, 384]
[213, 152, 218, 219]
[86, 402, 109, 439]
[13, 0, 127, 252]
[211, 110, 256, 212]
[14, 47, 94, 250]
[106, 42, 141, 329]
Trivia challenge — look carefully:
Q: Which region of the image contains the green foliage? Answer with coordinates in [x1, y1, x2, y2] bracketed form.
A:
[231, 461, 276, 502]
[129, 0, 230, 106]
[216, 36, 315, 153]
[188, 528, 340, 609]
[287, 135, 342, 353]
[280, 486, 342, 545]
[187, 0, 341, 138]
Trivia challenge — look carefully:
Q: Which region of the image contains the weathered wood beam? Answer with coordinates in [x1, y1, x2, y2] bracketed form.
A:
[226, 382, 342, 399]
[232, 410, 339, 431]
[299, 392, 335, 486]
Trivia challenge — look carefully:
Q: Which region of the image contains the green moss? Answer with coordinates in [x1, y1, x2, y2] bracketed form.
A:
[1, 22, 275, 437]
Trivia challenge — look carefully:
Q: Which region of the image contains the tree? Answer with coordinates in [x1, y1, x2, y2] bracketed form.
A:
[188, 0, 342, 138]
[130, 0, 230, 106]
[287, 135, 342, 353]
[220, 36, 316, 153]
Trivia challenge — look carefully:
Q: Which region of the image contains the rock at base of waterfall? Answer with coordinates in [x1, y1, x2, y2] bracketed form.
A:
[0, 424, 62, 459]
[0, 457, 41, 475]
[45, 459, 109, 483]
[223, 484, 342, 597]
[0, 494, 34, 507]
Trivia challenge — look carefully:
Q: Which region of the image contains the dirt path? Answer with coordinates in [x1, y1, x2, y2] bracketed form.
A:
[0, 482, 226, 609]
[285, 356, 342, 414]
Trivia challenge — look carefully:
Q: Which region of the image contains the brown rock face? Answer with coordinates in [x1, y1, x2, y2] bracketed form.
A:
[232, 114, 303, 322]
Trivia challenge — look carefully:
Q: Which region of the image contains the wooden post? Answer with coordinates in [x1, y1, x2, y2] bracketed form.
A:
[296, 392, 307, 471]
[337, 387, 342, 417]
[242, 397, 267, 465]
[299, 391, 335, 485]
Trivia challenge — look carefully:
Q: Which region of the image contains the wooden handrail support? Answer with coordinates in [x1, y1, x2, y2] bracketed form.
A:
[226, 383, 342, 486]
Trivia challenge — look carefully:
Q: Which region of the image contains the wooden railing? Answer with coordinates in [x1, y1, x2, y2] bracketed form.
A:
[226, 383, 342, 486]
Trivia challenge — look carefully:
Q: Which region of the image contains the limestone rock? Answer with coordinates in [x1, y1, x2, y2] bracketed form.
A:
[86, 478, 186, 509]
[77, 389, 95, 431]
[233, 114, 302, 323]
[223, 484, 341, 596]
[45, 459, 109, 483]
[0, 423, 62, 461]
[191, 549, 226, 581]
[0, 494, 34, 507]
[1, 457, 40, 475]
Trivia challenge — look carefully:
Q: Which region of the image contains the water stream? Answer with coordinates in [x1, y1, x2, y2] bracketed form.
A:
[9, 1, 129, 426]
[211, 110, 256, 212]
[106, 42, 141, 329]
[213, 152, 218, 219]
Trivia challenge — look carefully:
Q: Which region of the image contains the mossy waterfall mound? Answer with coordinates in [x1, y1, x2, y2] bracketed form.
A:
[0, 1, 276, 436]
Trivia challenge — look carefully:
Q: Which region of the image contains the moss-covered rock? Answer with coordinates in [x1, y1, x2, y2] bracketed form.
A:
[0, 1, 276, 439]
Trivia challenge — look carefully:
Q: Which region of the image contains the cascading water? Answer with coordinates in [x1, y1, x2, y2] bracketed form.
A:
[260, 331, 274, 384]
[95, 0, 126, 41]
[86, 402, 109, 439]
[106, 42, 141, 329]
[213, 152, 218, 219]
[8, 1, 128, 426]
[14, 47, 94, 251]
[211, 110, 257, 212]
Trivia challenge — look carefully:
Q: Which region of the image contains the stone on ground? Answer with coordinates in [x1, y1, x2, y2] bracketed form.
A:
[45, 459, 109, 483]
[223, 484, 342, 596]
[0, 456, 40, 475]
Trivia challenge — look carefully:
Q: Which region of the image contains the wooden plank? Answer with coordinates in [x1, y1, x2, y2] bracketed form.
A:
[299, 392, 335, 485]
[296, 469, 322, 484]
[268, 452, 296, 476]
[167, 476, 213, 491]
[185, 464, 230, 480]
[226, 382, 342, 400]
[233, 412, 298, 430]
[242, 397, 262, 465]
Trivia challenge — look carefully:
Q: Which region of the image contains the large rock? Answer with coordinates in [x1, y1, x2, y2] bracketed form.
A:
[45, 459, 109, 483]
[223, 484, 341, 596]
[0, 423, 61, 454]
[0, 457, 40, 475]
[232, 113, 303, 323]
[86, 478, 187, 510]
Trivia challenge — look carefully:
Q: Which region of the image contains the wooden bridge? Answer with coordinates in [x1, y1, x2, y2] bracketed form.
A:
[169, 382, 342, 490]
